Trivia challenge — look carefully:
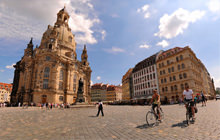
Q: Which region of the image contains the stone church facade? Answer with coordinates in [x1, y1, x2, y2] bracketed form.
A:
[11, 7, 92, 105]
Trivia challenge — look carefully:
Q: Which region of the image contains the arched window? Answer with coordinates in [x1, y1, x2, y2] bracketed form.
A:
[176, 57, 179, 62]
[179, 74, 182, 79]
[59, 69, 64, 90]
[34, 70, 38, 88]
[182, 63, 185, 69]
[43, 67, 50, 89]
[181, 84, 184, 90]
[164, 78, 167, 83]
[44, 67, 50, 78]
[73, 74, 77, 92]
[178, 65, 180, 70]
[180, 55, 183, 60]
[68, 36, 72, 42]
[168, 68, 171, 73]
[174, 85, 177, 91]
[183, 73, 187, 78]
[49, 44, 52, 49]
[43, 79, 49, 89]
[170, 77, 172, 82]
[60, 69, 64, 80]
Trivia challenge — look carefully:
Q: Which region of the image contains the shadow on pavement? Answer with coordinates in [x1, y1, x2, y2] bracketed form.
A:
[88, 115, 97, 118]
[136, 124, 154, 129]
[171, 121, 188, 128]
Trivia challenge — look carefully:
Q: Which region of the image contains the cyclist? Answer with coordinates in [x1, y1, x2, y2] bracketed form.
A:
[182, 85, 195, 120]
[150, 89, 161, 121]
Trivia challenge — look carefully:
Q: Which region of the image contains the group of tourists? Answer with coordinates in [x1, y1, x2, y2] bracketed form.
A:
[0, 102, 7, 107]
[38, 102, 70, 109]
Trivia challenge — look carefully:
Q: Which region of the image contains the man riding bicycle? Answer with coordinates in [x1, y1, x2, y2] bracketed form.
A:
[182, 85, 195, 120]
[150, 89, 161, 121]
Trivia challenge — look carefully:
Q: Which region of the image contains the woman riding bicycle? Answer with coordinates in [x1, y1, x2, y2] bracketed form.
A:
[150, 89, 161, 121]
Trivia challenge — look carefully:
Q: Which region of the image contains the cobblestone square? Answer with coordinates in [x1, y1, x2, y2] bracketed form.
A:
[1, 101, 220, 140]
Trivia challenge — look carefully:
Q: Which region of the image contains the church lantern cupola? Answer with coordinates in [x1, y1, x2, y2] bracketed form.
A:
[55, 6, 70, 27]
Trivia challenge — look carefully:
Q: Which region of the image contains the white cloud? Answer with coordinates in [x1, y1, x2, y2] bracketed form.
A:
[209, 66, 220, 87]
[137, 4, 150, 19]
[0, 0, 104, 44]
[139, 44, 150, 49]
[155, 8, 205, 39]
[101, 30, 106, 40]
[156, 40, 169, 48]
[90, 80, 93, 86]
[208, 0, 220, 13]
[0, 69, 4, 72]
[111, 14, 119, 18]
[104, 47, 125, 54]
[96, 76, 101, 80]
[8, 78, 13, 83]
[6, 63, 15, 69]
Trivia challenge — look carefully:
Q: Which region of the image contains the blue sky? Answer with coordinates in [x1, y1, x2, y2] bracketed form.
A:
[0, 0, 220, 87]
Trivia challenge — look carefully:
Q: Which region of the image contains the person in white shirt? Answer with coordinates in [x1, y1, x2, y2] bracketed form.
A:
[182, 85, 195, 119]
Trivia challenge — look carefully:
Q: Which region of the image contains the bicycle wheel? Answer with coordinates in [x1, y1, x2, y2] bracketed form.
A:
[186, 112, 189, 125]
[146, 111, 157, 126]
[159, 108, 164, 120]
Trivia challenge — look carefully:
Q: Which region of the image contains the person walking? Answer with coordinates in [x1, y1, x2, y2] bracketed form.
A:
[96, 100, 104, 117]
[201, 91, 206, 106]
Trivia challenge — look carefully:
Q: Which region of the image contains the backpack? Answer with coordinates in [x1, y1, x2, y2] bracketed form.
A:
[195, 107, 198, 113]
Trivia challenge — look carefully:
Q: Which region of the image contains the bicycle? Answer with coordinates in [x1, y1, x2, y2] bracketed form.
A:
[146, 104, 164, 126]
[185, 101, 195, 125]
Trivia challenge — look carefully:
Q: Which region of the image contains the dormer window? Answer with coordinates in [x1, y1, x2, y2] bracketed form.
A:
[64, 16, 68, 22]
[68, 36, 72, 42]
[58, 15, 62, 19]
[50, 38, 55, 43]
[49, 44, 52, 49]
[46, 56, 51, 61]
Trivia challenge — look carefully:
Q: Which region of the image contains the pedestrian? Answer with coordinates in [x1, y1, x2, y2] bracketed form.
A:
[50, 103, 53, 109]
[96, 100, 104, 117]
[201, 91, 206, 106]
[18, 102, 21, 107]
[194, 96, 197, 106]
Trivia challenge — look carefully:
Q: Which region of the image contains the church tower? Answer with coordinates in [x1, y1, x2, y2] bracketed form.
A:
[24, 38, 34, 57]
[81, 45, 89, 66]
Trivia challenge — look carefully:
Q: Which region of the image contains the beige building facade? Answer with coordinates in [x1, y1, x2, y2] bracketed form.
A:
[132, 52, 162, 103]
[122, 68, 133, 101]
[0, 89, 10, 103]
[91, 83, 108, 102]
[157, 46, 215, 103]
[11, 7, 92, 105]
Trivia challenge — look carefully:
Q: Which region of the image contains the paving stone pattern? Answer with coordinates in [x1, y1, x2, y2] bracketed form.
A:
[1, 101, 220, 140]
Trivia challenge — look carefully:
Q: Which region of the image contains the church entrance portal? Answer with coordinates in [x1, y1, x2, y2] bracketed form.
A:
[42, 95, 47, 104]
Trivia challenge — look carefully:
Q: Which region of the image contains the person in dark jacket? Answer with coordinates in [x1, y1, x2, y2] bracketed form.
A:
[96, 100, 104, 117]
